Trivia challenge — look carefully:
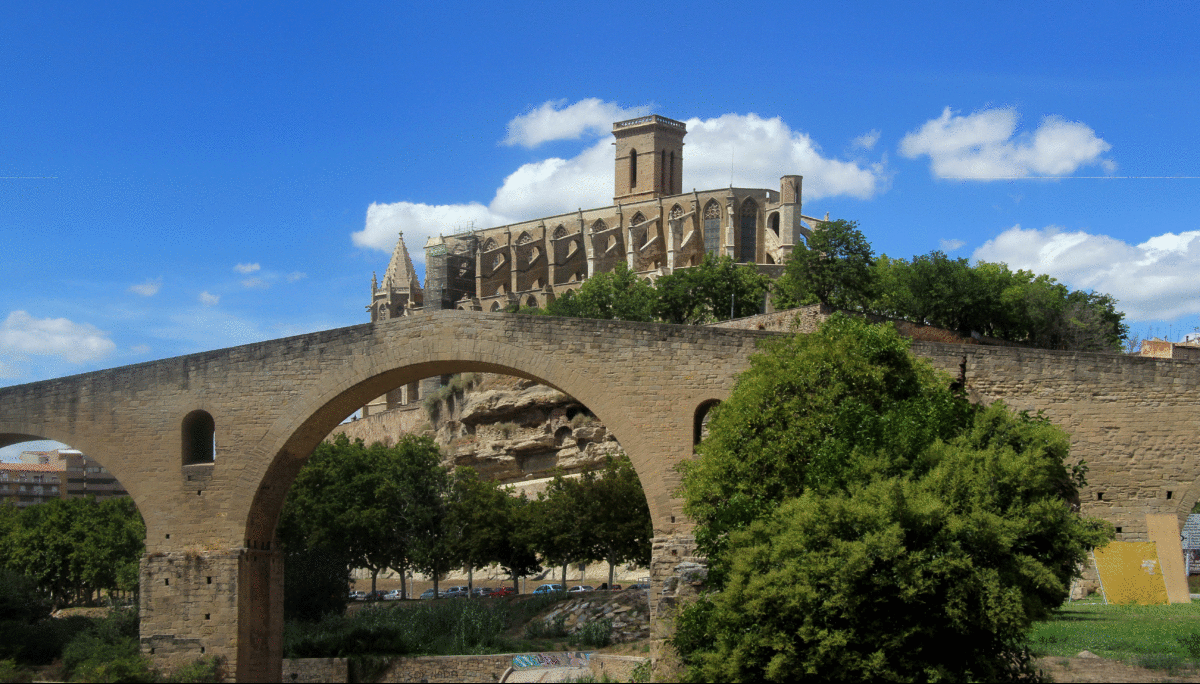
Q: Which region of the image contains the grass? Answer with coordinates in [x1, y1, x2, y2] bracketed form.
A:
[1031, 597, 1200, 667]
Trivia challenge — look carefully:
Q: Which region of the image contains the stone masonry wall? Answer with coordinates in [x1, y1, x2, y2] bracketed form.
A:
[281, 653, 648, 683]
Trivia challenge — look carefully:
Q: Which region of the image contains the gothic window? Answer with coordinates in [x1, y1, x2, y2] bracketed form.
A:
[769, 212, 780, 237]
[703, 200, 721, 255]
[530, 246, 541, 264]
[669, 204, 683, 220]
[526, 296, 538, 308]
[490, 302, 502, 312]
[483, 238, 497, 251]
[630, 149, 638, 188]
[669, 151, 675, 191]
[739, 199, 758, 263]
[182, 410, 215, 465]
[592, 219, 607, 233]
[566, 239, 579, 259]
[492, 254, 505, 270]
[516, 232, 533, 245]
[631, 212, 645, 226]
[661, 149, 667, 191]
[553, 225, 568, 239]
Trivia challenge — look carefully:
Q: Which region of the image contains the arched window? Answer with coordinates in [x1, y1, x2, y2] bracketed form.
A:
[490, 302, 501, 312]
[669, 204, 683, 220]
[703, 200, 721, 255]
[694, 400, 720, 446]
[739, 199, 758, 263]
[526, 295, 538, 308]
[630, 149, 638, 188]
[769, 212, 780, 237]
[483, 238, 497, 251]
[182, 410, 215, 465]
[516, 232, 533, 245]
[669, 151, 675, 191]
[553, 225, 568, 239]
[661, 149, 667, 191]
[631, 212, 645, 226]
[591, 219, 607, 233]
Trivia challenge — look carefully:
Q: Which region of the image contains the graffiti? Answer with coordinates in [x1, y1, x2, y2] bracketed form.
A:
[512, 651, 592, 670]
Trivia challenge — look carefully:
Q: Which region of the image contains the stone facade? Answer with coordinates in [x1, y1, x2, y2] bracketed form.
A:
[281, 653, 648, 683]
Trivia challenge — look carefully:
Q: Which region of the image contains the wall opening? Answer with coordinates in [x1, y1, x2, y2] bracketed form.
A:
[694, 400, 721, 447]
[181, 410, 216, 465]
[630, 149, 638, 188]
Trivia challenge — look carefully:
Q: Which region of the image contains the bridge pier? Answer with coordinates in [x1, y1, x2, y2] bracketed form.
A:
[139, 547, 282, 681]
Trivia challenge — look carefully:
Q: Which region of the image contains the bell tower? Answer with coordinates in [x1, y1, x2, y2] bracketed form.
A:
[613, 115, 686, 203]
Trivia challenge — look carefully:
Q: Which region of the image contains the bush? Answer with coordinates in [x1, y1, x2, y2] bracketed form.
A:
[0, 571, 52, 624]
[524, 614, 568, 640]
[0, 614, 93, 664]
[1179, 632, 1200, 660]
[577, 618, 612, 648]
[164, 656, 224, 683]
[61, 607, 153, 682]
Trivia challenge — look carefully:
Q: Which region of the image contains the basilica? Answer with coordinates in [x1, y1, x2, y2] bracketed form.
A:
[368, 114, 827, 322]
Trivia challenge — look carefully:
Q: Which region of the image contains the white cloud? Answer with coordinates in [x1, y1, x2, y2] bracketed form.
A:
[0, 311, 116, 364]
[900, 106, 1112, 180]
[286, 271, 306, 282]
[503, 98, 650, 148]
[973, 225, 1200, 321]
[199, 291, 220, 306]
[853, 129, 881, 150]
[234, 263, 261, 274]
[940, 239, 966, 252]
[355, 107, 888, 260]
[128, 278, 161, 297]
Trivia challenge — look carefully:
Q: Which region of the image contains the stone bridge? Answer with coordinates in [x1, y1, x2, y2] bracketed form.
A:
[2, 310, 1199, 680]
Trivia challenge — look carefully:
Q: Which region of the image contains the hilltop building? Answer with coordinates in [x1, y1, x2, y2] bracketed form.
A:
[362, 114, 826, 415]
[5, 448, 129, 503]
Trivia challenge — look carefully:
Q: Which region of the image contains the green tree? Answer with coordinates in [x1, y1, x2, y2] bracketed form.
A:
[529, 474, 592, 587]
[673, 315, 1112, 681]
[774, 219, 876, 310]
[278, 433, 448, 599]
[441, 467, 513, 596]
[492, 492, 541, 593]
[654, 253, 772, 324]
[546, 262, 656, 321]
[576, 456, 653, 590]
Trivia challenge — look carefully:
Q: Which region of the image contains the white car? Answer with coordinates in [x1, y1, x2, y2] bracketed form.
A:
[568, 585, 594, 593]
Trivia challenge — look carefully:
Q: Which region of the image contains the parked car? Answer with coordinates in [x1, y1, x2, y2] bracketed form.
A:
[471, 587, 492, 598]
[349, 590, 367, 601]
[366, 590, 389, 601]
[384, 590, 403, 600]
[489, 586, 516, 597]
[420, 588, 440, 599]
[532, 584, 565, 595]
[568, 585, 594, 593]
[443, 585, 470, 598]
[597, 583, 622, 591]
[627, 583, 651, 592]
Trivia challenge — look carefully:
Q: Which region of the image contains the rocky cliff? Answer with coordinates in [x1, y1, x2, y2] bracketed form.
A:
[331, 373, 623, 486]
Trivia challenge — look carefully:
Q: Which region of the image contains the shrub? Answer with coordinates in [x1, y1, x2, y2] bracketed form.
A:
[1179, 632, 1200, 660]
[524, 614, 568, 640]
[495, 422, 520, 439]
[577, 618, 612, 648]
[164, 656, 224, 683]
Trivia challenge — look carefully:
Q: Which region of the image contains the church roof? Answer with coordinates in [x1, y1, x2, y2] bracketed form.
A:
[382, 232, 421, 293]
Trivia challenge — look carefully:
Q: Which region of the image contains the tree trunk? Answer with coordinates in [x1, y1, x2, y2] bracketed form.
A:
[608, 553, 615, 591]
[562, 563, 568, 588]
[468, 565, 474, 598]
[433, 572, 440, 598]
[398, 561, 407, 600]
[371, 567, 379, 599]
[511, 569, 519, 594]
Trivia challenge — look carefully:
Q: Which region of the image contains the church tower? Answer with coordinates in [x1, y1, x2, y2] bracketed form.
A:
[369, 231, 423, 321]
[613, 115, 686, 204]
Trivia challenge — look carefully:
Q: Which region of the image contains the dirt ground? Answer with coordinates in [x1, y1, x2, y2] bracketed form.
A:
[1038, 656, 1200, 682]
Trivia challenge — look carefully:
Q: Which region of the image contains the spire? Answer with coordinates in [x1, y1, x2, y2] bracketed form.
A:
[382, 231, 421, 293]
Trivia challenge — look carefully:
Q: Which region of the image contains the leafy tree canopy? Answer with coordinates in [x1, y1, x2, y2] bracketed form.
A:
[674, 315, 1112, 682]
[774, 219, 876, 310]
[546, 262, 656, 322]
[654, 253, 772, 324]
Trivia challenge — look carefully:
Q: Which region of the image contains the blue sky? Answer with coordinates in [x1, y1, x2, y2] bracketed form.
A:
[2, 0, 1199, 405]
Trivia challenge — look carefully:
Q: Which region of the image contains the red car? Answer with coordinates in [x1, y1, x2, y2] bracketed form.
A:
[489, 586, 516, 597]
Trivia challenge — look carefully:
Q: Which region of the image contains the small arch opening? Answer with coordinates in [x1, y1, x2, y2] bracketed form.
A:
[630, 149, 638, 188]
[694, 400, 721, 447]
[182, 410, 215, 465]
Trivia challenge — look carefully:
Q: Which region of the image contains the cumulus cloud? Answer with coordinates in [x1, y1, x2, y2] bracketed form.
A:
[234, 263, 261, 274]
[503, 98, 650, 148]
[973, 225, 1200, 321]
[355, 104, 888, 260]
[900, 107, 1112, 180]
[940, 239, 966, 252]
[0, 311, 116, 364]
[853, 129, 881, 150]
[199, 291, 220, 306]
[128, 278, 161, 297]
